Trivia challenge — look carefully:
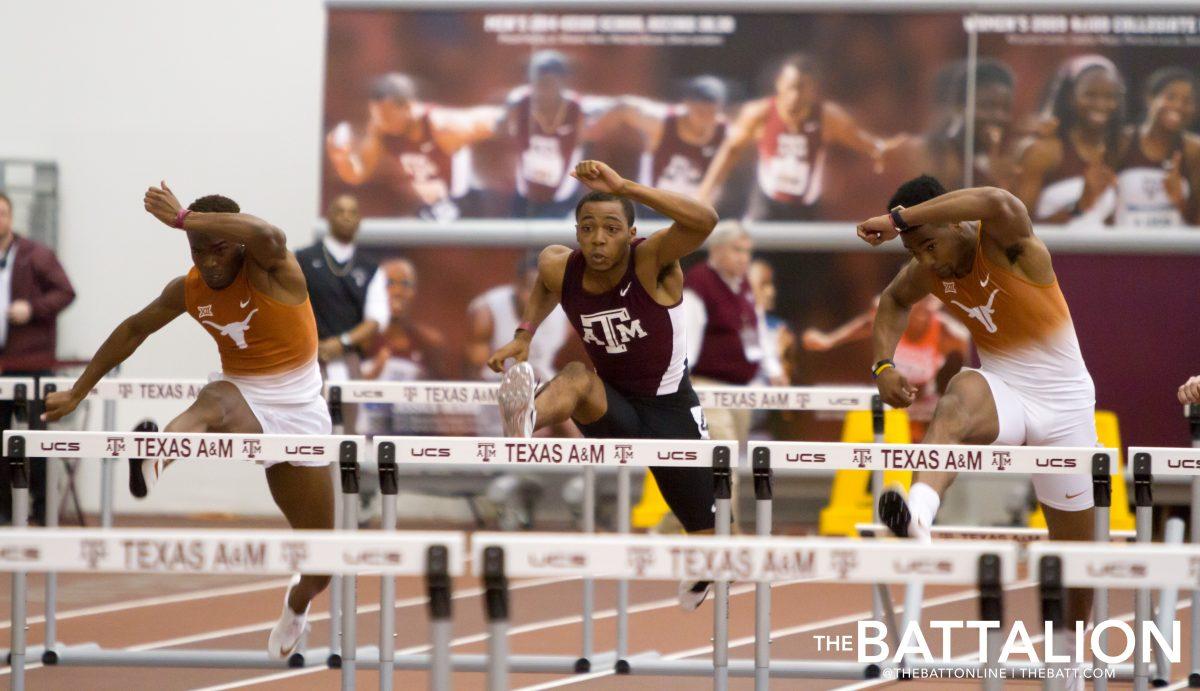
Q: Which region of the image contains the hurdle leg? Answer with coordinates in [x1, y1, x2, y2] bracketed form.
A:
[979, 554, 1004, 691]
[378, 445, 398, 691]
[1192, 474, 1200, 688]
[483, 546, 509, 691]
[713, 449, 732, 691]
[579, 466, 595, 672]
[339, 450, 360, 691]
[426, 545, 452, 691]
[752, 448, 772, 691]
[44, 454, 59, 660]
[1153, 517, 1184, 685]
[615, 465, 630, 672]
[9, 443, 30, 691]
[1132, 456, 1153, 691]
[100, 398, 116, 528]
[328, 461, 343, 664]
[1093, 504, 1111, 691]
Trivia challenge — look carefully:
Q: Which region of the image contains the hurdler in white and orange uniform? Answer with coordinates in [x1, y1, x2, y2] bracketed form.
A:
[857, 175, 1095, 690]
[43, 184, 333, 661]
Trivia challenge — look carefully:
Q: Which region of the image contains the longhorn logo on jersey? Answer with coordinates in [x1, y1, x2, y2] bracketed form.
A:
[580, 308, 647, 354]
[951, 289, 1000, 334]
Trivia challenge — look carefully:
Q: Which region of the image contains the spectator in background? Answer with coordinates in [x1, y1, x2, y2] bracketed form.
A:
[504, 51, 615, 218]
[467, 253, 569, 383]
[0, 191, 76, 524]
[1115, 66, 1200, 228]
[748, 259, 795, 385]
[1014, 55, 1127, 227]
[594, 76, 729, 203]
[296, 195, 389, 435]
[684, 222, 787, 443]
[325, 73, 501, 220]
[697, 53, 901, 220]
[900, 58, 1019, 191]
[466, 253, 572, 437]
[802, 295, 969, 439]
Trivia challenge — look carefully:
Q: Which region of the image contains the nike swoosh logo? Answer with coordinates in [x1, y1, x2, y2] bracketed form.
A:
[1065, 491, 1086, 500]
[619, 283, 631, 297]
[240, 299, 251, 308]
[980, 274, 991, 288]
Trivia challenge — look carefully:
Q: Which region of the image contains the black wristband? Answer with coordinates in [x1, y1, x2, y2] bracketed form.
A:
[889, 207, 910, 232]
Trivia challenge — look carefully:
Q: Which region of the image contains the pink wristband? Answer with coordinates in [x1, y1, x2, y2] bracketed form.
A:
[516, 321, 534, 335]
[174, 209, 191, 229]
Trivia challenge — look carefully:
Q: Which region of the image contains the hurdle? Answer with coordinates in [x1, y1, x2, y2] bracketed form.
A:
[1029, 540, 1200, 691]
[373, 434, 736, 679]
[1129, 442, 1200, 690]
[474, 531, 1020, 691]
[0, 526, 464, 691]
[750, 439, 1119, 685]
[0, 429, 371, 690]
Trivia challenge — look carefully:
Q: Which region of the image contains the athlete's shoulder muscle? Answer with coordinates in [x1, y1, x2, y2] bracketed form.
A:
[538, 245, 572, 294]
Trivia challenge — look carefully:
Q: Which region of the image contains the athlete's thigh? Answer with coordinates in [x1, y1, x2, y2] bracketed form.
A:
[171, 381, 263, 434]
[574, 381, 641, 439]
[1031, 406, 1097, 512]
[933, 369, 1020, 446]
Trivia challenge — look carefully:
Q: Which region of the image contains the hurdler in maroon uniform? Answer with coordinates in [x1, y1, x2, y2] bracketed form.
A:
[487, 159, 721, 610]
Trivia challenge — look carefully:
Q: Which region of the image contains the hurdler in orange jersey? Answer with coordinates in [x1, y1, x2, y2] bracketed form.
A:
[42, 182, 331, 661]
[858, 176, 1097, 689]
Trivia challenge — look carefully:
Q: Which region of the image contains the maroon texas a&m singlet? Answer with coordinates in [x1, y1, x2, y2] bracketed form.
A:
[560, 239, 686, 397]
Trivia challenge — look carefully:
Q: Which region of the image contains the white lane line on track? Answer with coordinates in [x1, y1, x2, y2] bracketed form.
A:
[830, 597, 1195, 690]
[516, 579, 1040, 690]
[191, 578, 821, 690]
[0, 575, 573, 677]
[0, 577, 295, 630]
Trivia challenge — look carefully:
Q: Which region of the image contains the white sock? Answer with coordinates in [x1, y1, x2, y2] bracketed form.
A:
[907, 482, 941, 528]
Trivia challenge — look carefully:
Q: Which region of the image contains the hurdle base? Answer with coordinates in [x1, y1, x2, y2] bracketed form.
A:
[50, 644, 340, 669]
[5, 644, 49, 666]
[1190, 672, 1200, 687]
[357, 651, 598, 674]
[620, 657, 873, 679]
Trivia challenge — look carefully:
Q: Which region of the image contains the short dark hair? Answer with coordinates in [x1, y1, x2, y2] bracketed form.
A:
[574, 191, 635, 226]
[779, 52, 819, 78]
[0, 191, 10, 212]
[188, 194, 240, 214]
[529, 50, 570, 80]
[888, 175, 947, 211]
[681, 75, 727, 104]
[370, 73, 417, 103]
[938, 58, 1015, 106]
[1145, 66, 1200, 102]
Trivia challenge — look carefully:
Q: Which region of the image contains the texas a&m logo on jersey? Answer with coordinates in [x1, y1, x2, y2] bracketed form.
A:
[580, 308, 647, 354]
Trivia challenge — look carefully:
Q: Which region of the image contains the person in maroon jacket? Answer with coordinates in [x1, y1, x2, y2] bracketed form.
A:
[0, 191, 76, 524]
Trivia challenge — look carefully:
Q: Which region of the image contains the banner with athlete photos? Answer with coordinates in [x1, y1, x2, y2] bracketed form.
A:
[322, 5, 1200, 229]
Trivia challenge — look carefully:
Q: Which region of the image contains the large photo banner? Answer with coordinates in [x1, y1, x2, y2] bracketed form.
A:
[319, 5, 1200, 450]
[323, 6, 1200, 229]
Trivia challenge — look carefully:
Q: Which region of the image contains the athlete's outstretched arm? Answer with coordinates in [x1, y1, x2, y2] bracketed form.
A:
[696, 99, 769, 204]
[144, 182, 290, 272]
[42, 278, 186, 422]
[571, 160, 718, 267]
[430, 105, 504, 152]
[486, 246, 570, 373]
[871, 262, 931, 408]
[858, 187, 1032, 248]
[822, 102, 894, 173]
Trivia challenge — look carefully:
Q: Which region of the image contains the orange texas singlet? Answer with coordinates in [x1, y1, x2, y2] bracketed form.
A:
[184, 263, 318, 377]
[929, 226, 1092, 399]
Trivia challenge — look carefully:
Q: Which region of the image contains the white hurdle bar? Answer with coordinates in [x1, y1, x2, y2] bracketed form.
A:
[0, 430, 380, 691]
[0, 526, 464, 691]
[752, 440, 1118, 688]
[375, 435, 736, 682]
[474, 532, 1019, 690]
